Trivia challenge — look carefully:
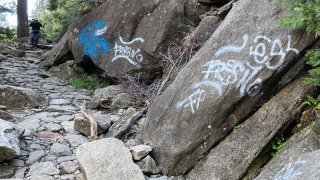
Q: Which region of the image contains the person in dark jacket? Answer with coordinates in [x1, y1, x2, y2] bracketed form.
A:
[29, 19, 43, 46]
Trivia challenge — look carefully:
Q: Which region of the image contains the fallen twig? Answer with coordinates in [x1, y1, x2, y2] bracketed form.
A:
[114, 105, 150, 139]
[80, 105, 98, 140]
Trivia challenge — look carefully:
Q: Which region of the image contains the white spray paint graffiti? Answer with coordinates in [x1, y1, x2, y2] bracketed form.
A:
[176, 89, 205, 114]
[274, 157, 307, 180]
[94, 26, 108, 36]
[112, 36, 145, 66]
[176, 34, 299, 113]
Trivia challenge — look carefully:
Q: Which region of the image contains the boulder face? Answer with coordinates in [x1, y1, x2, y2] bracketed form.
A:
[139, 0, 316, 175]
[187, 76, 315, 180]
[67, 0, 191, 78]
[0, 85, 47, 110]
[254, 118, 320, 180]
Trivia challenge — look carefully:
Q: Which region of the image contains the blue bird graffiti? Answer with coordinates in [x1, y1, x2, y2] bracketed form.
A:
[78, 21, 109, 60]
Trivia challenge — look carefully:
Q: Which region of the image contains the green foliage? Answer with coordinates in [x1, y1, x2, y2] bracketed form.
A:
[274, 0, 320, 86]
[276, 0, 320, 36]
[48, 0, 59, 11]
[69, 71, 109, 90]
[0, 27, 16, 42]
[301, 95, 320, 108]
[304, 49, 320, 85]
[35, 0, 93, 40]
[293, 95, 320, 133]
[271, 136, 286, 157]
[234, 123, 241, 130]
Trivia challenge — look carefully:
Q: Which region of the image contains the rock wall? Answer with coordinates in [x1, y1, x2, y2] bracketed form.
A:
[139, 0, 317, 175]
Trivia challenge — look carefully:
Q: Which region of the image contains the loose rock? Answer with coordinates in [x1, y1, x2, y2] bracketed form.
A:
[136, 155, 160, 175]
[60, 161, 78, 174]
[76, 138, 144, 180]
[0, 85, 47, 110]
[27, 161, 60, 176]
[0, 119, 21, 162]
[50, 143, 72, 157]
[130, 145, 153, 161]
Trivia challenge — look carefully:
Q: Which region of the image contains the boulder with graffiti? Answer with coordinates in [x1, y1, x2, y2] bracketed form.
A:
[139, 0, 317, 175]
[47, 0, 198, 79]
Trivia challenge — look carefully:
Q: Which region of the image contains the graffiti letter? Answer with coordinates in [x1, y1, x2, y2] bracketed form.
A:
[215, 34, 249, 57]
[267, 39, 286, 70]
[176, 89, 205, 113]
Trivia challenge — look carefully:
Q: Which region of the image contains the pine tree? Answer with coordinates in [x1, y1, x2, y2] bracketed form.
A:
[17, 0, 28, 38]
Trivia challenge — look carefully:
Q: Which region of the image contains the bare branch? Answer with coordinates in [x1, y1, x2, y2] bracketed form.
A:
[80, 106, 98, 140]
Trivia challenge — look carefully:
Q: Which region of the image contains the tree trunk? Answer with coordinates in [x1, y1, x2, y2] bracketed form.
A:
[17, 0, 28, 38]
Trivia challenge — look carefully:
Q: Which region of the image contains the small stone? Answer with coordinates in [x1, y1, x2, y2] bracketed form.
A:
[44, 123, 63, 132]
[136, 155, 161, 174]
[50, 143, 72, 157]
[66, 134, 88, 147]
[27, 174, 55, 180]
[61, 174, 76, 180]
[20, 150, 29, 156]
[37, 131, 60, 140]
[61, 121, 77, 134]
[26, 150, 47, 165]
[49, 99, 70, 105]
[74, 117, 92, 137]
[16, 118, 40, 135]
[14, 167, 27, 178]
[46, 105, 77, 112]
[27, 161, 60, 176]
[44, 155, 57, 162]
[130, 145, 153, 161]
[60, 161, 78, 174]
[57, 156, 76, 164]
[56, 115, 74, 122]
[29, 143, 43, 150]
[148, 176, 172, 180]
[0, 166, 15, 179]
[41, 116, 56, 123]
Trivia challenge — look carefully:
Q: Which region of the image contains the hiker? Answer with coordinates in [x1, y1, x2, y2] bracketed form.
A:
[29, 19, 43, 47]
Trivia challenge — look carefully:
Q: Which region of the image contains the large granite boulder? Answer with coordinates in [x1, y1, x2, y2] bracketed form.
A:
[49, 0, 196, 78]
[139, 0, 316, 175]
[187, 76, 315, 179]
[42, 33, 73, 67]
[0, 119, 21, 162]
[76, 138, 144, 180]
[255, 120, 320, 180]
[0, 85, 47, 110]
